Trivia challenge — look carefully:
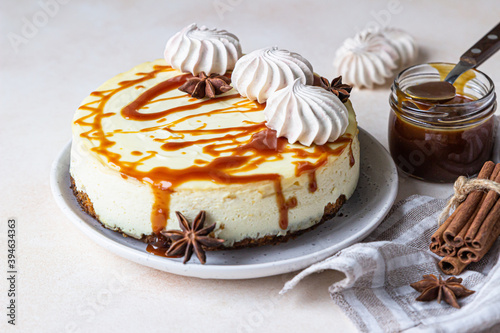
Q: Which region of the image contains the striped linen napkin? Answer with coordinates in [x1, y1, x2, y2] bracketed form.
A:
[281, 195, 500, 333]
[494, 116, 500, 163]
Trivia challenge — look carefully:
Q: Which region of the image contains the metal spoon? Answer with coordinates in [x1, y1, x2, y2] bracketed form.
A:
[407, 22, 500, 102]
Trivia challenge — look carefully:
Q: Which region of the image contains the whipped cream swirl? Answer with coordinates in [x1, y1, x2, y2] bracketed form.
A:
[334, 30, 399, 89]
[264, 79, 348, 146]
[164, 23, 242, 75]
[232, 47, 314, 103]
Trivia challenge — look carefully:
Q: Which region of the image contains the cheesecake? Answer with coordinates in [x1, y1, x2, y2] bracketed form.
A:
[69, 24, 360, 255]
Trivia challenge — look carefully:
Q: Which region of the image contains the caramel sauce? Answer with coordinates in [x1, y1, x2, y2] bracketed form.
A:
[348, 144, 356, 167]
[397, 89, 476, 112]
[389, 96, 496, 182]
[145, 244, 181, 258]
[307, 172, 318, 193]
[75, 65, 353, 234]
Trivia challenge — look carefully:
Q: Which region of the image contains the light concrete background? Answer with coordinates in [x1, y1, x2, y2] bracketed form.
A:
[1, 0, 499, 332]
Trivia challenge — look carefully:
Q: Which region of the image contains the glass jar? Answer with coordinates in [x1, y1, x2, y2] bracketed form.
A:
[389, 63, 497, 183]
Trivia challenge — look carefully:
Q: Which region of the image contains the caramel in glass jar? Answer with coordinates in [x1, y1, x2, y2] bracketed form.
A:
[389, 63, 497, 183]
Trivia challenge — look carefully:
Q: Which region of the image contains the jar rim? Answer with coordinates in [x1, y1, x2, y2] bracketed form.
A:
[391, 62, 497, 128]
[393, 62, 495, 107]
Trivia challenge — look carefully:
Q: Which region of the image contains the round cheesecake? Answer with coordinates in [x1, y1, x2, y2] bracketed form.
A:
[70, 59, 360, 248]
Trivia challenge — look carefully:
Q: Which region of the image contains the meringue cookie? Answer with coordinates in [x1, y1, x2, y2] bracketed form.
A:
[164, 23, 242, 75]
[334, 30, 399, 89]
[232, 47, 314, 103]
[264, 79, 348, 146]
[378, 27, 418, 67]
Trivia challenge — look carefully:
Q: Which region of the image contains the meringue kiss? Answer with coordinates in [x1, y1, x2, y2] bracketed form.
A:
[232, 47, 314, 103]
[334, 30, 399, 89]
[334, 28, 418, 89]
[264, 79, 349, 146]
[164, 23, 242, 75]
[379, 27, 418, 67]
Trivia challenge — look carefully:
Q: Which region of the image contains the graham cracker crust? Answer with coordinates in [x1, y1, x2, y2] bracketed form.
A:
[70, 176, 347, 250]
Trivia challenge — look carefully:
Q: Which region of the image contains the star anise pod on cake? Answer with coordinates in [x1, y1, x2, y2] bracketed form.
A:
[410, 274, 475, 308]
[178, 72, 233, 99]
[319, 75, 352, 103]
[161, 211, 224, 264]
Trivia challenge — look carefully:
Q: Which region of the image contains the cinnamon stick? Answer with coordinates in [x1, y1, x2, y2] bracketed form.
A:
[429, 241, 442, 256]
[457, 247, 478, 265]
[443, 161, 495, 246]
[465, 164, 500, 245]
[430, 208, 459, 255]
[458, 212, 500, 264]
[453, 196, 485, 247]
[439, 244, 457, 257]
[439, 256, 469, 275]
[470, 195, 500, 250]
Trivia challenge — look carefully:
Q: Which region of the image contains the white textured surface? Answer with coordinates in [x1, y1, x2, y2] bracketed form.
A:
[1, 0, 500, 332]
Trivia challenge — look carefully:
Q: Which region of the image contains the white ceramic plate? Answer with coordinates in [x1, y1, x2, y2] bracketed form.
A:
[50, 128, 398, 279]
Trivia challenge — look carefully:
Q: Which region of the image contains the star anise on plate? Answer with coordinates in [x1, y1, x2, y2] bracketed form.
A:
[161, 211, 225, 264]
[319, 75, 352, 103]
[410, 274, 475, 308]
[178, 72, 233, 99]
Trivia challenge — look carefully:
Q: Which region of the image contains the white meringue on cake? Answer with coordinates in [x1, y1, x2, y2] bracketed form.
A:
[264, 79, 348, 146]
[232, 47, 314, 103]
[378, 27, 418, 67]
[164, 23, 242, 75]
[334, 30, 399, 89]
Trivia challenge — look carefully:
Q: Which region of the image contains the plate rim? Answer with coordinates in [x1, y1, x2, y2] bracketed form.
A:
[50, 127, 398, 279]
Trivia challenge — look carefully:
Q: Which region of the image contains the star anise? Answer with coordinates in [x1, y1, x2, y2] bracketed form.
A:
[161, 211, 224, 264]
[410, 274, 475, 308]
[319, 75, 352, 103]
[178, 72, 233, 99]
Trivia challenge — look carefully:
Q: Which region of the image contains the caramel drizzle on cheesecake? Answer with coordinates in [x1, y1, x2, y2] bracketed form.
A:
[75, 65, 353, 234]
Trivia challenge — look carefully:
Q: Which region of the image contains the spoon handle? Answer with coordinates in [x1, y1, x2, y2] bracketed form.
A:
[445, 22, 500, 83]
[460, 21, 500, 67]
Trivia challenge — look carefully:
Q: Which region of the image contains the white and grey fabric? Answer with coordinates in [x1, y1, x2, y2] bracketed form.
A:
[281, 195, 500, 333]
[494, 116, 500, 163]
